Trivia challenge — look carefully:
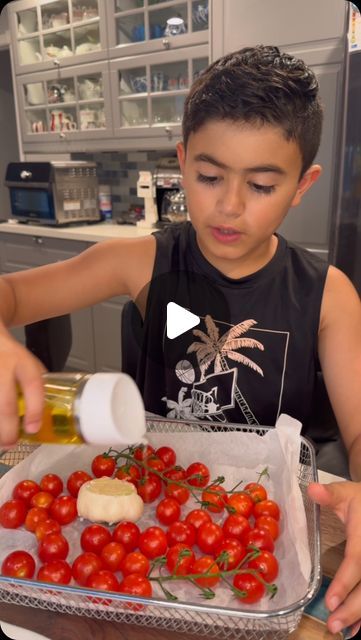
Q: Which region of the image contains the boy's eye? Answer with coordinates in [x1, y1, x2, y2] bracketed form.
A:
[197, 173, 220, 186]
[250, 183, 276, 195]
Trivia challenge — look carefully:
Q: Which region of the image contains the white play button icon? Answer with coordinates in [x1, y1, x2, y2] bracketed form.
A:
[166, 302, 200, 339]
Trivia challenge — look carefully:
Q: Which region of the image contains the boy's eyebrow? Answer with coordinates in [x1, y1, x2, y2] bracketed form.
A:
[194, 153, 286, 176]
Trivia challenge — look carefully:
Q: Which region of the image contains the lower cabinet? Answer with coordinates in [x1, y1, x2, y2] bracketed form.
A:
[0, 232, 128, 372]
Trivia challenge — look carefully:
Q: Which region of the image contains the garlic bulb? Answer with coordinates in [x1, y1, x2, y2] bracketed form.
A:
[77, 477, 144, 524]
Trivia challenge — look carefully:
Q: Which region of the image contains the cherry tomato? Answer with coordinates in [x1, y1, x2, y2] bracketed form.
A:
[39, 474, 63, 498]
[38, 532, 69, 563]
[156, 446, 176, 469]
[119, 573, 152, 598]
[197, 522, 224, 555]
[185, 462, 210, 488]
[112, 521, 140, 552]
[121, 551, 150, 577]
[145, 457, 166, 473]
[233, 571, 266, 603]
[66, 470, 92, 498]
[1, 550, 36, 578]
[164, 483, 190, 505]
[215, 537, 246, 570]
[115, 463, 141, 486]
[80, 524, 112, 554]
[201, 485, 227, 513]
[35, 518, 61, 542]
[243, 528, 275, 553]
[166, 543, 195, 576]
[0, 498, 27, 529]
[185, 509, 212, 530]
[25, 506, 49, 532]
[133, 444, 155, 462]
[163, 466, 186, 482]
[244, 482, 267, 503]
[139, 526, 168, 560]
[12, 479, 40, 505]
[37, 560, 72, 585]
[72, 552, 104, 586]
[86, 569, 119, 592]
[156, 497, 181, 526]
[137, 473, 162, 503]
[49, 495, 77, 525]
[191, 556, 220, 588]
[222, 514, 252, 543]
[255, 515, 280, 541]
[247, 550, 279, 583]
[167, 521, 196, 548]
[253, 499, 281, 521]
[100, 541, 126, 572]
[226, 492, 254, 519]
[30, 491, 54, 510]
[91, 454, 116, 478]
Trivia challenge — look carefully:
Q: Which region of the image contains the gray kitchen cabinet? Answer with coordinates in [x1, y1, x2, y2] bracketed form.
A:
[93, 294, 129, 372]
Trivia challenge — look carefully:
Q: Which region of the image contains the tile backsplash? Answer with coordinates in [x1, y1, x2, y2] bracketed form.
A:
[72, 150, 178, 223]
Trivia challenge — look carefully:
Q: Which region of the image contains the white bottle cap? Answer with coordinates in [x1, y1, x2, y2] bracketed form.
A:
[77, 372, 146, 446]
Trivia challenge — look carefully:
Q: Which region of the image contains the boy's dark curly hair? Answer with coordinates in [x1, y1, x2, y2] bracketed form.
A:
[182, 45, 323, 176]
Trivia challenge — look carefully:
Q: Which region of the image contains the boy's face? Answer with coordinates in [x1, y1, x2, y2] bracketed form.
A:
[177, 120, 321, 277]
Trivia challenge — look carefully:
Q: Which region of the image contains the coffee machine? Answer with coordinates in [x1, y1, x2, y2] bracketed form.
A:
[137, 157, 184, 229]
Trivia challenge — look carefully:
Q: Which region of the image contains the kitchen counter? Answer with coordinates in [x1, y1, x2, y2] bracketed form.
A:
[0, 220, 154, 243]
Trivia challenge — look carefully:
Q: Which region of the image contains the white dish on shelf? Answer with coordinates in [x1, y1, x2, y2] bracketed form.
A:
[0, 621, 51, 640]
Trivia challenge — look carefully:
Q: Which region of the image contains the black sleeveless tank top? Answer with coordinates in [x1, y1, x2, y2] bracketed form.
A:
[135, 222, 328, 428]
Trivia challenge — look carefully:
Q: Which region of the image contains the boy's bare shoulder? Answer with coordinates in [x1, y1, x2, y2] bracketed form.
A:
[320, 265, 361, 331]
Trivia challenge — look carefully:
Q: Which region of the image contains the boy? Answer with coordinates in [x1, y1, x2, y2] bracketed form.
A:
[0, 45, 360, 635]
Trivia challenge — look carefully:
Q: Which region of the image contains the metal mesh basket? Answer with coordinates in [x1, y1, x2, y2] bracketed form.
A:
[0, 417, 321, 640]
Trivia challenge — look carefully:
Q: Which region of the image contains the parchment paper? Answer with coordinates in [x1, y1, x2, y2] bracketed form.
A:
[0, 415, 312, 613]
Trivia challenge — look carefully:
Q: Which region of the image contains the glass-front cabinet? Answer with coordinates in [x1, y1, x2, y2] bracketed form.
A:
[17, 61, 113, 142]
[8, 0, 108, 73]
[107, 0, 209, 57]
[110, 45, 208, 141]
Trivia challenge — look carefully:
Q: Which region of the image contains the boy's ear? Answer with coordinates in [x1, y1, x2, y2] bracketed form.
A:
[176, 141, 186, 175]
[291, 164, 322, 207]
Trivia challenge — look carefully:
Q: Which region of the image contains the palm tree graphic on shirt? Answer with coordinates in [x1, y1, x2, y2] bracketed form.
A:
[187, 314, 264, 424]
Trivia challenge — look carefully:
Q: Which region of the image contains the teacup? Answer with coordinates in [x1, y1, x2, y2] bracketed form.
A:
[80, 109, 97, 130]
[51, 12, 68, 28]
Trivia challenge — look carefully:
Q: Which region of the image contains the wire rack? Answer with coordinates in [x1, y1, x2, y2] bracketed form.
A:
[0, 417, 321, 640]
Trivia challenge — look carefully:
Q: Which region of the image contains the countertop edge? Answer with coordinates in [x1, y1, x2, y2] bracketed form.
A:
[0, 221, 154, 243]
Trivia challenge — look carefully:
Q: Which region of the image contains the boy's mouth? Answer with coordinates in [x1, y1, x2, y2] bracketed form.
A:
[210, 226, 241, 243]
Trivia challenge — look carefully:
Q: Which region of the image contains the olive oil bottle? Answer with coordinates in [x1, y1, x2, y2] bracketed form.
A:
[18, 372, 146, 446]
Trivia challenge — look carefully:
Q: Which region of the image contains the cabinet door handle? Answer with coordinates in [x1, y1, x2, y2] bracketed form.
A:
[53, 58, 60, 67]
[164, 126, 173, 140]
[32, 237, 44, 244]
[162, 38, 170, 49]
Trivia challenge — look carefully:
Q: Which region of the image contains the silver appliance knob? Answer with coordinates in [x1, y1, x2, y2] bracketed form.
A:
[20, 170, 32, 180]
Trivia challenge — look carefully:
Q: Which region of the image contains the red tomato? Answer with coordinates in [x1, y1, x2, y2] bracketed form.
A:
[243, 528, 275, 553]
[115, 463, 141, 485]
[137, 473, 162, 503]
[39, 474, 63, 498]
[197, 522, 224, 555]
[35, 518, 61, 542]
[37, 560, 72, 585]
[72, 552, 104, 586]
[244, 482, 267, 503]
[49, 495, 77, 525]
[185, 462, 210, 488]
[100, 541, 126, 572]
[38, 532, 69, 563]
[80, 524, 112, 554]
[86, 569, 119, 592]
[255, 515, 280, 541]
[133, 444, 155, 462]
[166, 543, 195, 576]
[247, 550, 279, 583]
[233, 571, 266, 603]
[30, 491, 54, 510]
[156, 497, 181, 526]
[185, 509, 212, 530]
[215, 537, 246, 570]
[167, 521, 196, 548]
[121, 551, 150, 577]
[145, 457, 166, 473]
[91, 454, 116, 478]
[0, 498, 27, 529]
[66, 470, 92, 498]
[118, 573, 152, 601]
[163, 466, 186, 482]
[1, 550, 36, 578]
[164, 483, 190, 505]
[139, 526, 168, 560]
[12, 479, 40, 505]
[112, 521, 140, 552]
[201, 485, 227, 513]
[156, 446, 176, 469]
[191, 556, 220, 588]
[226, 492, 254, 519]
[253, 499, 281, 521]
[222, 514, 251, 543]
[25, 506, 49, 532]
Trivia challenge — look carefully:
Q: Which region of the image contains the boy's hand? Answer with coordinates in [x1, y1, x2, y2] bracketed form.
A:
[307, 481, 361, 637]
[0, 331, 46, 447]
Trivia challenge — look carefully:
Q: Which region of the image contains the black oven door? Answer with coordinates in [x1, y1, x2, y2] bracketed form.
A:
[9, 187, 56, 224]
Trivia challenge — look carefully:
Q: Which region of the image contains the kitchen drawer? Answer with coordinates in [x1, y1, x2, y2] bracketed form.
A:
[0, 233, 89, 272]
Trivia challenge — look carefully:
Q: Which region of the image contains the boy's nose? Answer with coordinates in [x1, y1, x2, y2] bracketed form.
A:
[219, 183, 245, 218]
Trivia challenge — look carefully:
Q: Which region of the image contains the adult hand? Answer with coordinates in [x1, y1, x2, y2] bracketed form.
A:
[307, 481, 361, 638]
